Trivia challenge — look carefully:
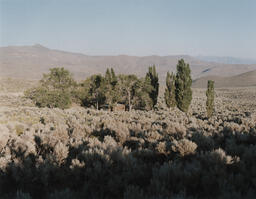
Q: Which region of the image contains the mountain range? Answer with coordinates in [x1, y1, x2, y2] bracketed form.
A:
[0, 44, 256, 87]
[196, 56, 256, 65]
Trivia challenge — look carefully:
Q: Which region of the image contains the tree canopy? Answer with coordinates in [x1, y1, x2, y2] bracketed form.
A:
[175, 59, 192, 113]
[146, 65, 159, 107]
[25, 67, 75, 109]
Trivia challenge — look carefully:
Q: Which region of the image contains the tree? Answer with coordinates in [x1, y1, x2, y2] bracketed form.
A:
[104, 68, 119, 110]
[88, 74, 106, 110]
[40, 67, 75, 91]
[78, 69, 118, 110]
[164, 71, 176, 108]
[133, 77, 153, 110]
[117, 74, 153, 111]
[25, 67, 75, 109]
[110, 68, 118, 87]
[206, 80, 215, 118]
[118, 75, 138, 111]
[146, 65, 159, 107]
[175, 59, 192, 113]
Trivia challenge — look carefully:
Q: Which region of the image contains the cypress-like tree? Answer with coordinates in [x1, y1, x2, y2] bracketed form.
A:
[104, 68, 119, 110]
[89, 74, 105, 110]
[110, 68, 118, 87]
[164, 71, 176, 108]
[105, 68, 112, 83]
[146, 65, 159, 107]
[175, 59, 192, 113]
[206, 80, 215, 118]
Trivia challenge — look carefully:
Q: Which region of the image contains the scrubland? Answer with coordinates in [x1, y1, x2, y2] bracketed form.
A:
[0, 86, 255, 199]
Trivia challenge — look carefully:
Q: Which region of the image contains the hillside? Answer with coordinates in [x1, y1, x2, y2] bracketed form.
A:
[1, 44, 256, 82]
[196, 55, 256, 64]
[192, 70, 256, 88]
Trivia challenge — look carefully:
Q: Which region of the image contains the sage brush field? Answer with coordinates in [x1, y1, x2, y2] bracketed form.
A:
[0, 87, 255, 199]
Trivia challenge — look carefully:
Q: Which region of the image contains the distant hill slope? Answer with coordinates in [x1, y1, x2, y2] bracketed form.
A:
[192, 70, 256, 88]
[196, 56, 256, 65]
[1, 45, 256, 82]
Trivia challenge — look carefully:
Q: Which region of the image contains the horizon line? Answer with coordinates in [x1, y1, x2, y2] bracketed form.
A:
[1, 43, 256, 61]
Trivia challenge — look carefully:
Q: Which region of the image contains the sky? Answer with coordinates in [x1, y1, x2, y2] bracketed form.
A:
[0, 0, 256, 58]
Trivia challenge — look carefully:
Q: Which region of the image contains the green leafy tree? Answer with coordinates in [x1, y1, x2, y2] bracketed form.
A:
[88, 74, 106, 110]
[175, 59, 192, 113]
[133, 77, 153, 110]
[118, 74, 138, 111]
[118, 74, 153, 111]
[75, 78, 93, 107]
[164, 71, 176, 108]
[105, 68, 112, 83]
[104, 68, 119, 110]
[79, 69, 118, 110]
[146, 65, 159, 107]
[206, 80, 215, 118]
[110, 68, 118, 86]
[40, 67, 75, 91]
[25, 67, 75, 109]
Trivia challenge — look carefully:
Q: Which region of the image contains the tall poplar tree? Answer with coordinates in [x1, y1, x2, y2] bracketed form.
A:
[164, 71, 176, 108]
[175, 59, 192, 113]
[206, 80, 215, 118]
[104, 68, 119, 110]
[146, 65, 159, 107]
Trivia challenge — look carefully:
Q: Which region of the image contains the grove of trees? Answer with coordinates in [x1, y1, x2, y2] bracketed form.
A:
[25, 66, 157, 111]
[25, 59, 207, 114]
[164, 59, 193, 113]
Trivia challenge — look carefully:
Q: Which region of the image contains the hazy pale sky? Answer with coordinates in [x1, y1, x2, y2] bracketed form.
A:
[0, 0, 256, 58]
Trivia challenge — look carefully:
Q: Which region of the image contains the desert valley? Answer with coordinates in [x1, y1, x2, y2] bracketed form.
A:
[0, 44, 255, 198]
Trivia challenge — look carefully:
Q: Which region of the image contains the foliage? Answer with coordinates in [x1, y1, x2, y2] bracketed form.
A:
[132, 77, 153, 110]
[146, 65, 159, 107]
[40, 67, 75, 91]
[175, 59, 192, 113]
[24, 67, 74, 109]
[117, 74, 139, 111]
[80, 74, 106, 110]
[164, 71, 176, 108]
[117, 74, 153, 111]
[206, 80, 215, 118]
[15, 124, 24, 136]
[104, 68, 119, 110]
[78, 68, 153, 111]
[25, 85, 72, 109]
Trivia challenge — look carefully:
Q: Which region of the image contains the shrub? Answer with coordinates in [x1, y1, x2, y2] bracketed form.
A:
[25, 87, 71, 109]
[15, 124, 24, 136]
[171, 138, 197, 157]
